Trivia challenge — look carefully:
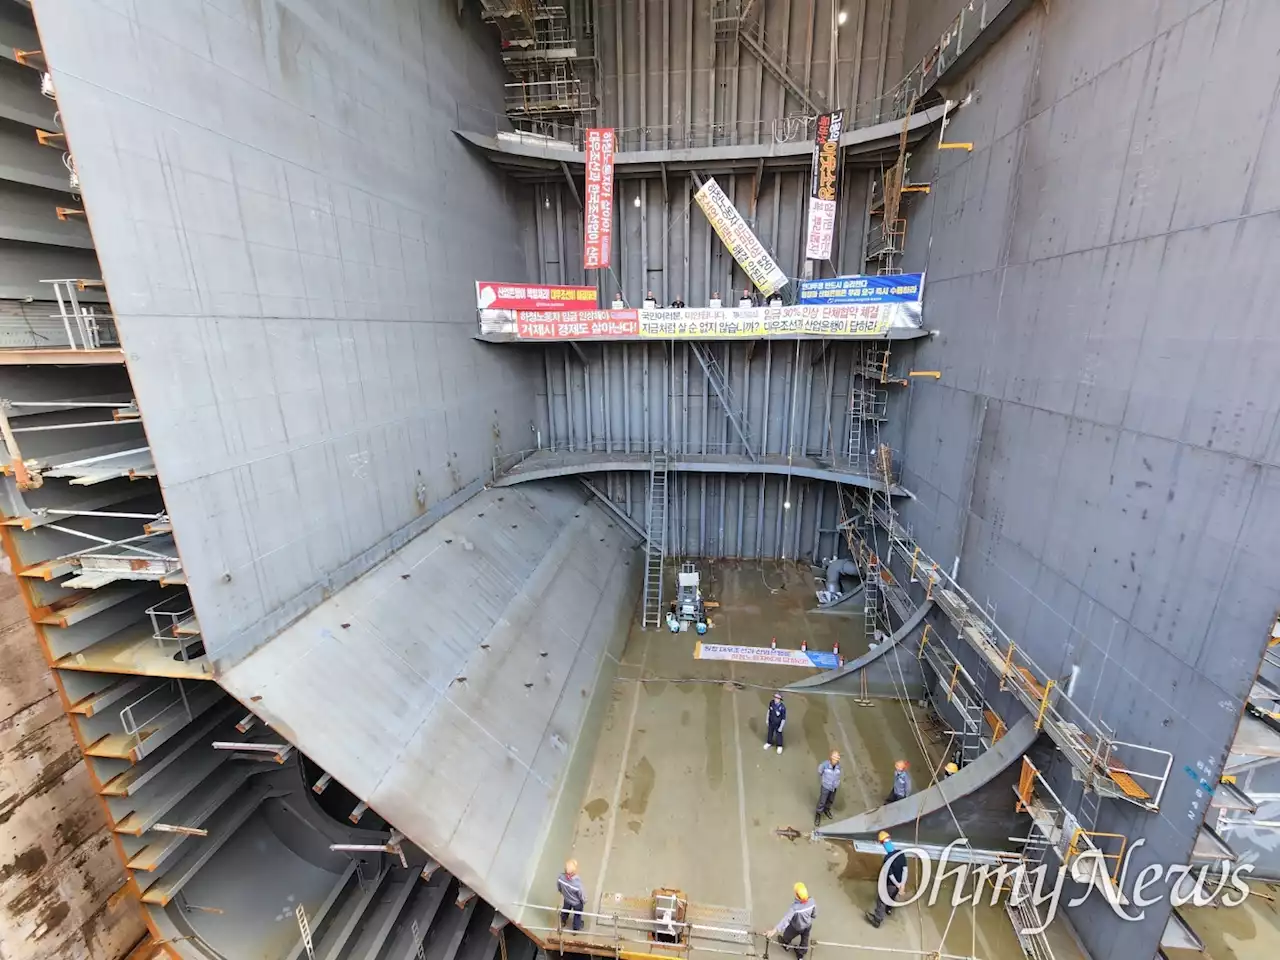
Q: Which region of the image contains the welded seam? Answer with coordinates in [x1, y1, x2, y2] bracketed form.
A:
[726, 608, 754, 919]
[593, 624, 651, 903]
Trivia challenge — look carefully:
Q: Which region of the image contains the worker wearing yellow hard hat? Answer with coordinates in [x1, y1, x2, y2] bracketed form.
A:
[866, 831, 908, 928]
[763, 881, 817, 958]
[944, 761, 959, 776]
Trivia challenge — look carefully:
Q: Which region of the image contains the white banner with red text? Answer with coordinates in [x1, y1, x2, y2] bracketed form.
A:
[478, 302, 922, 340]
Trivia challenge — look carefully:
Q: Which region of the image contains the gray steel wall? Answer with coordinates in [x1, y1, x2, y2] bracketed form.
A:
[524, 0, 909, 302]
[894, 2, 1280, 957]
[32, 0, 544, 666]
[530, 166, 872, 306]
[536, 338, 912, 558]
[597, 0, 907, 135]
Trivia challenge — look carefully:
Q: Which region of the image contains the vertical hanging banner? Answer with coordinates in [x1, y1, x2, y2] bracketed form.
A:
[583, 128, 615, 269]
[694, 178, 789, 296]
[804, 109, 844, 261]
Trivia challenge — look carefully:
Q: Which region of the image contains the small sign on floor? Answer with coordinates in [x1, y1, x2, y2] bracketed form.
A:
[694, 641, 839, 670]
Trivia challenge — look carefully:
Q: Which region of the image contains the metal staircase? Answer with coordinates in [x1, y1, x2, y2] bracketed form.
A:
[690, 342, 757, 460]
[641, 452, 669, 629]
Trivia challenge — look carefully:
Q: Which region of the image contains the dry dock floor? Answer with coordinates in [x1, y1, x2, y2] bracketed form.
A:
[1178, 887, 1280, 960]
[548, 561, 1090, 960]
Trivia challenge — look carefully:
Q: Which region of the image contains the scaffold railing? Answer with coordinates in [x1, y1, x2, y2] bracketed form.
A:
[515, 902, 988, 960]
[867, 499, 1174, 812]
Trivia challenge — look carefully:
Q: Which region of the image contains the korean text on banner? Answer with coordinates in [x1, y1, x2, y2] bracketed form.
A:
[637, 304, 893, 338]
[694, 178, 789, 296]
[797, 273, 923, 305]
[475, 282, 599, 312]
[805, 109, 844, 260]
[515, 310, 639, 339]
[583, 128, 615, 269]
[695, 641, 839, 670]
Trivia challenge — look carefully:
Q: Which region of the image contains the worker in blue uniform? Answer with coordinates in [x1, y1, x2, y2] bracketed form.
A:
[764, 883, 816, 958]
[865, 832, 907, 926]
[885, 759, 912, 803]
[764, 692, 787, 754]
[556, 859, 586, 931]
[814, 751, 842, 827]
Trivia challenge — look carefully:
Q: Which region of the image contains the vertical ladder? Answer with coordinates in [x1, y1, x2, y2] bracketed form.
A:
[847, 391, 865, 467]
[863, 545, 879, 652]
[641, 453, 669, 629]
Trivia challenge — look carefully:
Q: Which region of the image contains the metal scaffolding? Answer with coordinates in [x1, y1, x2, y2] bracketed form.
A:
[481, 1, 594, 129]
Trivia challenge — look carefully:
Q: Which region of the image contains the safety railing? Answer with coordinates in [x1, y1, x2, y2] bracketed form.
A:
[0, 280, 120, 352]
[120, 679, 192, 760]
[516, 903, 986, 960]
[491, 439, 898, 472]
[146, 593, 203, 661]
[868, 498, 1174, 811]
[458, 82, 928, 154]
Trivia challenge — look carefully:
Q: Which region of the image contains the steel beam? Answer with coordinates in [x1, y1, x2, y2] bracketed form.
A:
[738, 26, 825, 115]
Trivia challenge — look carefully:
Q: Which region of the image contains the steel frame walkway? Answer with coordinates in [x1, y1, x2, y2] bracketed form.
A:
[864, 499, 1174, 812]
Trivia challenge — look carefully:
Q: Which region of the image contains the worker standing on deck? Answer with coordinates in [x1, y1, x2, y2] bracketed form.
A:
[865, 832, 907, 927]
[557, 859, 586, 931]
[885, 760, 912, 803]
[764, 692, 787, 754]
[814, 751, 842, 826]
[765, 883, 816, 958]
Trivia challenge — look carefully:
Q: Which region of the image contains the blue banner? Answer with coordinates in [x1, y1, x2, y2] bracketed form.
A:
[799, 273, 924, 305]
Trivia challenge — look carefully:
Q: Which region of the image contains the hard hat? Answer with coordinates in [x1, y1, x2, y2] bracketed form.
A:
[945, 762, 959, 774]
[793, 882, 809, 901]
[895, 759, 910, 771]
[878, 831, 891, 843]
[565, 859, 578, 875]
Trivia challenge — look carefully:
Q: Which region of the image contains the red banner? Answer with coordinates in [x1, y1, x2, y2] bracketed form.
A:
[516, 310, 639, 339]
[583, 128, 615, 269]
[475, 282, 598, 312]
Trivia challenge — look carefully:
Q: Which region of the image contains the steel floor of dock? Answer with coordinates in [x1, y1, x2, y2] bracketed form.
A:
[539, 561, 1089, 960]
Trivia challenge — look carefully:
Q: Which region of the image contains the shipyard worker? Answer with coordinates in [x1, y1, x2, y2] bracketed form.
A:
[943, 761, 959, 778]
[557, 859, 586, 931]
[885, 760, 912, 803]
[644, 290, 658, 309]
[814, 751, 842, 826]
[611, 292, 625, 309]
[670, 295, 686, 308]
[764, 692, 786, 754]
[739, 288, 754, 308]
[865, 832, 906, 927]
[709, 291, 723, 308]
[765, 883, 816, 958]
